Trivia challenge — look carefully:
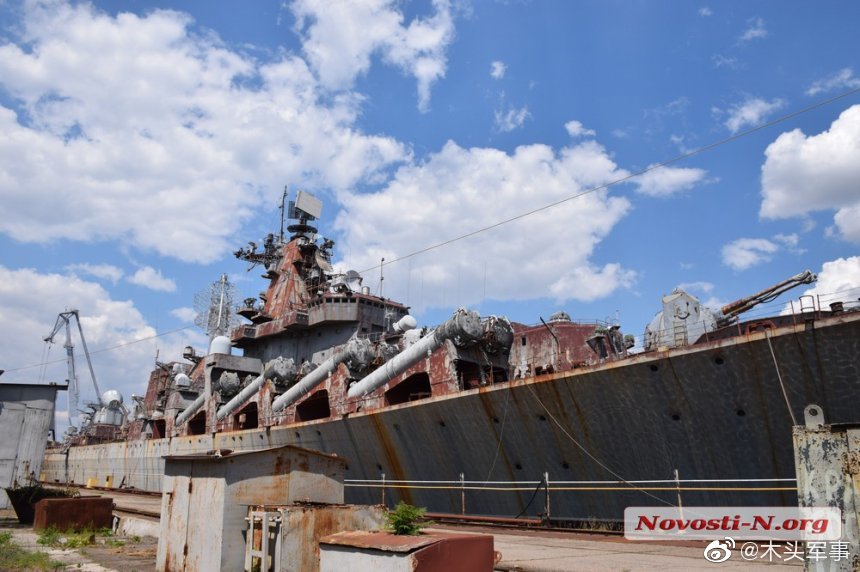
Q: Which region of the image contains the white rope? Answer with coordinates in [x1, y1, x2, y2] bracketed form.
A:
[765, 330, 797, 425]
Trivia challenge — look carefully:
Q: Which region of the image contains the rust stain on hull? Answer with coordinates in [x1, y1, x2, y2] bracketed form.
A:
[369, 413, 413, 505]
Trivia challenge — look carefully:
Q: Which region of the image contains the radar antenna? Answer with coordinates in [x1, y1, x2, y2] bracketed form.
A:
[193, 274, 240, 341]
[286, 189, 322, 236]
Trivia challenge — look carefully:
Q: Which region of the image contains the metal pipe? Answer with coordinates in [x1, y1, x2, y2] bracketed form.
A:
[215, 374, 264, 421]
[175, 393, 206, 426]
[347, 309, 482, 398]
[272, 337, 374, 412]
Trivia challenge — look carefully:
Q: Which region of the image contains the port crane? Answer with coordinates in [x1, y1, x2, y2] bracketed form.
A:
[43, 310, 103, 428]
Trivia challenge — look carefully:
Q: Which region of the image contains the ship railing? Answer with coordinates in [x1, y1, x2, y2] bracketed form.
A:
[344, 476, 798, 519]
[355, 331, 386, 343]
[632, 286, 860, 352]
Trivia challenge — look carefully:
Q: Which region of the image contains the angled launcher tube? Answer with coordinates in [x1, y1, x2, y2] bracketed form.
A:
[347, 308, 482, 399]
[272, 337, 373, 412]
[175, 393, 207, 426]
[215, 373, 265, 421]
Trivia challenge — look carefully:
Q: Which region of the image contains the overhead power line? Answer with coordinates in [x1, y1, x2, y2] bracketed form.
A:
[4, 324, 196, 374]
[360, 86, 860, 275]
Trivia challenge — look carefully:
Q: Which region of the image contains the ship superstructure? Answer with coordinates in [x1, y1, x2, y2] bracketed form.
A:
[42, 191, 860, 522]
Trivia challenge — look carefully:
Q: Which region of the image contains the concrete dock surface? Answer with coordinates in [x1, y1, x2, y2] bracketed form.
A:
[3, 487, 803, 571]
[437, 525, 801, 571]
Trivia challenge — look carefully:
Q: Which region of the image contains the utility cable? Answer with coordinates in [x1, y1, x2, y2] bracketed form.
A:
[359, 86, 860, 275]
[4, 325, 196, 374]
[523, 381, 677, 508]
[481, 381, 513, 486]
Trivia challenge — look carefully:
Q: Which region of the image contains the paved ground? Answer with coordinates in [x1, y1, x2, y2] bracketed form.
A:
[5, 488, 804, 571]
[437, 525, 801, 571]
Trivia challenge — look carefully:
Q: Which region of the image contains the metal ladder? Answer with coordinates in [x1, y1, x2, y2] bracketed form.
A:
[245, 510, 282, 572]
[672, 323, 688, 347]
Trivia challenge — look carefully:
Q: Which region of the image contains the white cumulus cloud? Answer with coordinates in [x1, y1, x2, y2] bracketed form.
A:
[712, 55, 741, 70]
[634, 165, 707, 197]
[806, 68, 860, 97]
[170, 307, 197, 322]
[564, 120, 596, 138]
[723, 97, 784, 133]
[721, 231, 808, 271]
[0, 1, 409, 263]
[677, 281, 714, 293]
[760, 104, 860, 242]
[65, 263, 124, 284]
[291, 0, 455, 112]
[782, 256, 860, 313]
[739, 17, 768, 42]
[721, 238, 779, 270]
[494, 105, 530, 132]
[0, 266, 204, 429]
[128, 266, 177, 292]
[490, 60, 506, 79]
[333, 139, 635, 310]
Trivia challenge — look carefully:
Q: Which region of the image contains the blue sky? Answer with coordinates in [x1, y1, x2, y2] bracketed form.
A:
[1, 0, 859, 423]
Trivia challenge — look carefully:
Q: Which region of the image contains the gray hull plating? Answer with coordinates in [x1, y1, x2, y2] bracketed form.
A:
[1, 383, 64, 508]
[42, 312, 860, 521]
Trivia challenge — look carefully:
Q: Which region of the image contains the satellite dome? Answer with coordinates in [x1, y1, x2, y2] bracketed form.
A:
[549, 311, 571, 323]
[209, 336, 232, 355]
[101, 389, 123, 408]
[174, 373, 191, 388]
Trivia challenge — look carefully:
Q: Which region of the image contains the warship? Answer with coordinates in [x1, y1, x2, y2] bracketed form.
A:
[40, 191, 860, 522]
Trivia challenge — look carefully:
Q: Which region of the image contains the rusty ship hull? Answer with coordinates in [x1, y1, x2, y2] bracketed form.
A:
[42, 309, 860, 522]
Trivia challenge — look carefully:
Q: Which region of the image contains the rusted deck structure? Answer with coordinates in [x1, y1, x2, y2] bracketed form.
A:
[42, 310, 860, 521]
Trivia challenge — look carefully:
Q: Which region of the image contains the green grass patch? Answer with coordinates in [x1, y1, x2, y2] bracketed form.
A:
[37, 525, 113, 548]
[36, 527, 60, 546]
[0, 530, 64, 571]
